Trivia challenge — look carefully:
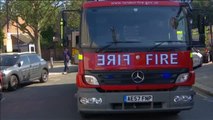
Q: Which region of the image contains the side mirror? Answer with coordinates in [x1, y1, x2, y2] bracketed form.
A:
[17, 61, 23, 67]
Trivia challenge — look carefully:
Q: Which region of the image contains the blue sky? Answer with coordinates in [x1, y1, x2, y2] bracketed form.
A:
[0, 0, 5, 3]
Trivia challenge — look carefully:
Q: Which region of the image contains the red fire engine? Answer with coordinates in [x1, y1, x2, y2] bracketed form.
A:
[76, 0, 206, 117]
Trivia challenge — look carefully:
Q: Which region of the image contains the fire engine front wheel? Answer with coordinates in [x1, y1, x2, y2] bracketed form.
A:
[163, 110, 181, 115]
[79, 112, 93, 119]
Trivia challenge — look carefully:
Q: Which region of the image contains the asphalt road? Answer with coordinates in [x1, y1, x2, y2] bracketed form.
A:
[1, 66, 213, 120]
[194, 63, 213, 95]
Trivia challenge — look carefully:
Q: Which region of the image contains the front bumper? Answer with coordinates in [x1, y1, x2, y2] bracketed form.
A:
[77, 86, 195, 113]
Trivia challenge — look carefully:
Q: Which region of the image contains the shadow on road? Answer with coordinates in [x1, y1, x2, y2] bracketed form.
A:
[81, 112, 181, 120]
[1, 83, 79, 120]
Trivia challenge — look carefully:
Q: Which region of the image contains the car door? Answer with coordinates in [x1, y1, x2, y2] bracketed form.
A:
[28, 54, 41, 80]
[18, 55, 31, 82]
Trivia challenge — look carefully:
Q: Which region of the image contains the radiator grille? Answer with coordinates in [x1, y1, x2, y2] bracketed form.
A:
[85, 69, 188, 85]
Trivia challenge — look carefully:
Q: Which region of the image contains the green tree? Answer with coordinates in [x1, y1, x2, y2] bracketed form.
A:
[65, 0, 84, 29]
[40, 26, 54, 49]
[0, 10, 6, 28]
[55, 0, 84, 47]
[192, 0, 213, 46]
[0, 0, 6, 26]
[0, 28, 4, 51]
[193, 0, 213, 24]
[8, 0, 60, 55]
[0, 4, 6, 52]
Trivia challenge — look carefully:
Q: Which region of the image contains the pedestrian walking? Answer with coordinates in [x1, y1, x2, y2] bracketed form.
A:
[63, 48, 71, 74]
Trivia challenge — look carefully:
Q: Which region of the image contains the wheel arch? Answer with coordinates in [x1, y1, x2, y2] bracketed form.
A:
[10, 73, 20, 84]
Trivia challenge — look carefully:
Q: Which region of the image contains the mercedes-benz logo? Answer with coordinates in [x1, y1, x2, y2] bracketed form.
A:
[131, 71, 145, 83]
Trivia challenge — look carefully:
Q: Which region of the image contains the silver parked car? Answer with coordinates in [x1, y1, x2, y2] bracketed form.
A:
[0, 71, 2, 100]
[0, 53, 49, 91]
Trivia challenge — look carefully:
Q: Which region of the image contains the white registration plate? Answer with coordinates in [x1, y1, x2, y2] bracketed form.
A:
[124, 95, 153, 103]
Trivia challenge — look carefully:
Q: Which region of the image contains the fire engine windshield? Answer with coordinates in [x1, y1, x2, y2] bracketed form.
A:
[81, 6, 188, 49]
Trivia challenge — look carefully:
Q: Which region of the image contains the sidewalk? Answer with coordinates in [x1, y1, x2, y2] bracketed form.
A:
[48, 61, 64, 68]
[48, 61, 213, 96]
[193, 62, 213, 96]
[48, 61, 78, 75]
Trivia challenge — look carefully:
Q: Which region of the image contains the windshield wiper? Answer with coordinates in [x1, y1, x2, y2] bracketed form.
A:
[150, 40, 187, 51]
[96, 41, 142, 53]
[96, 26, 142, 53]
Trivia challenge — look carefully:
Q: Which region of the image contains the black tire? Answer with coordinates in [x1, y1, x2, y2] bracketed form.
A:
[8, 75, 19, 91]
[79, 112, 93, 119]
[168, 111, 181, 115]
[40, 69, 48, 83]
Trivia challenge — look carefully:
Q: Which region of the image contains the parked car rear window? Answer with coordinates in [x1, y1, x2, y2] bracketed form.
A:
[0, 55, 20, 66]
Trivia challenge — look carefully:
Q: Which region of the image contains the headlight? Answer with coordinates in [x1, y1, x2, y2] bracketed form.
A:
[176, 73, 189, 83]
[79, 97, 102, 105]
[174, 95, 192, 102]
[84, 75, 99, 85]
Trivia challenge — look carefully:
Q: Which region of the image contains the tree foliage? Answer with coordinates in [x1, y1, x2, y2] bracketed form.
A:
[0, 1, 6, 52]
[192, 0, 213, 24]
[0, 1, 7, 27]
[8, 0, 60, 55]
[6, 0, 86, 54]
[40, 26, 54, 49]
[65, 0, 84, 30]
[0, 28, 4, 50]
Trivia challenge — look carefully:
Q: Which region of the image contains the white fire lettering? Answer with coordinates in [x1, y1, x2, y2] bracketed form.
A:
[107, 54, 116, 65]
[170, 53, 178, 64]
[97, 54, 130, 66]
[146, 54, 153, 65]
[123, 54, 130, 65]
[146, 53, 178, 65]
[161, 54, 168, 65]
[118, 54, 121, 65]
[97, 54, 105, 66]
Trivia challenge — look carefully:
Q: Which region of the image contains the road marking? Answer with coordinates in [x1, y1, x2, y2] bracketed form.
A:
[203, 62, 213, 66]
[197, 92, 213, 102]
[197, 92, 208, 99]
